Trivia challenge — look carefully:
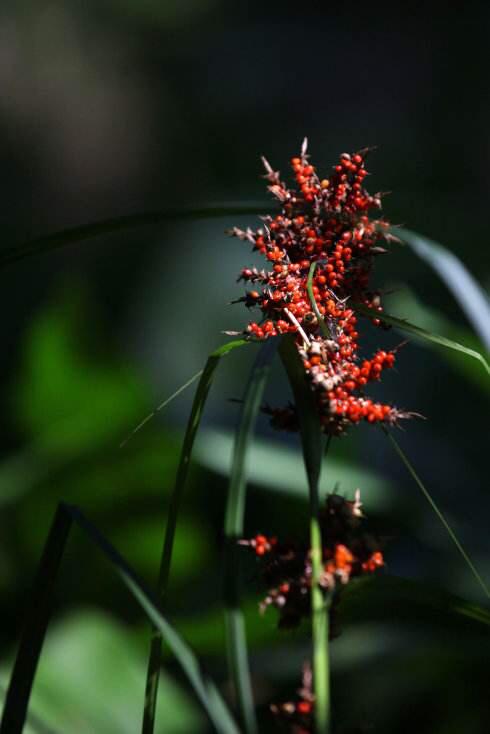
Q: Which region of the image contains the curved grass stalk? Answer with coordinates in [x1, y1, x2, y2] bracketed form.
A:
[307, 261, 489, 378]
[0, 204, 269, 268]
[119, 369, 203, 448]
[224, 339, 277, 734]
[353, 302, 490, 377]
[385, 429, 490, 600]
[141, 339, 247, 734]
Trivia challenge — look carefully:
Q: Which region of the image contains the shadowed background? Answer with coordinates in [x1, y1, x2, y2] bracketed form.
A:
[0, 2, 489, 733]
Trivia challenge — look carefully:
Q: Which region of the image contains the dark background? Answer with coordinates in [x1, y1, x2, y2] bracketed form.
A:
[0, 3, 489, 733]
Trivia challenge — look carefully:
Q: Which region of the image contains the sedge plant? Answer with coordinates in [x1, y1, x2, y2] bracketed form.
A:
[1, 140, 489, 734]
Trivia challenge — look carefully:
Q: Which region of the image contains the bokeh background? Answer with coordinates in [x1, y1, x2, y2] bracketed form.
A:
[0, 2, 489, 733]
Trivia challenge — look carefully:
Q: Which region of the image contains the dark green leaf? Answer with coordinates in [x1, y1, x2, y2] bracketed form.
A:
[0, 204, 270, 268]
[340, 574, 490, 629]
[0, 504, 240, 734]
[353, 302, 490, 376]
[224, 339, 276, 734]
[142, 338, 247, 734]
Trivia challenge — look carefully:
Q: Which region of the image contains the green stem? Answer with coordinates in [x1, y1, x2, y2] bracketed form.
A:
[310, 435, 332, 734]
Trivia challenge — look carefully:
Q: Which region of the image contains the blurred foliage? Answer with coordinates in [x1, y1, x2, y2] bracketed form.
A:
[1, 284, 489, 732]
[2, 611, 204, 734]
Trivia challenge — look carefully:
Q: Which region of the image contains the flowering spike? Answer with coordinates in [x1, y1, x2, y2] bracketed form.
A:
[241, 492, 384, 630]
[229, 141, 416, 435]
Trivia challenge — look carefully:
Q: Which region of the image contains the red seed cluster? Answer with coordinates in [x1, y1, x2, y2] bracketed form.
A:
[240, 492, 384, 629]
[229, 140, 412, 435]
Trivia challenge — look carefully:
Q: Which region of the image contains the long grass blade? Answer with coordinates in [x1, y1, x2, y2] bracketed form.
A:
[0, 503, 240, 734]
[224, 339, 277, 734]
[142, 338, 247, 734]
[279, 336, 330, 734]
[384, 429, 490, 600]
[353, 302, 490, 376]
[397, 228, 490, 350]
[119, 369, 204, 448]
[0, 203, 270, 268]
[0, 507, 71, 734]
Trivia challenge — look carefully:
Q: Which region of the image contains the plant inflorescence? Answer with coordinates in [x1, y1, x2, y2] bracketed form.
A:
[230, 139, 414, 436]
[231, 141, 412, 732]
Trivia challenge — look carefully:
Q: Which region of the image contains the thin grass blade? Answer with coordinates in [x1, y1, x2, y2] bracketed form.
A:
[397, 228, 490, 350]
[119, 369, 204, 448]
[353, 302, 490, 376]
[0, 203, 270, 268]
[279, 336, 330, 734]
[142, 338, 247, 734]
[384, 429, 490, 600]
[224, 339, 277, 734]
[1, 504, 241, 734]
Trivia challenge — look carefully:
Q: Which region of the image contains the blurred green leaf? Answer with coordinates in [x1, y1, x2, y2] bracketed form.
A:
[13, 295, 148, 457]
[398, 228, 490, 351]
[1, 504, 240, 734]
[113, 516, 211, 582]
[194, 428, 393, 510]
[0, 431, 181, 510]
[1, 611, 204, 734]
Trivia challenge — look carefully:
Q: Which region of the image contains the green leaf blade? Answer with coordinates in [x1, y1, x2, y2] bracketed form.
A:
[142, 338, 247, 734]
[353, 302, 490, 377]
[223, 339, 276, 734]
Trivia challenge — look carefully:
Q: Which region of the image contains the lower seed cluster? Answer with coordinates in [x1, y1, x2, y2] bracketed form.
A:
[241, 492, 384, 630]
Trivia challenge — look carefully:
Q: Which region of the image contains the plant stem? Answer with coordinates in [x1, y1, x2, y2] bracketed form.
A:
[310, 435, 332, 734]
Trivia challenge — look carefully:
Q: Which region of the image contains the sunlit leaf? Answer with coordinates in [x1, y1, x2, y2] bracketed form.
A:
[398, 227, 490, 351]
[194, 428, 393, 510]
[2, 611, 204, 734]
[1, 504, 240, 734]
